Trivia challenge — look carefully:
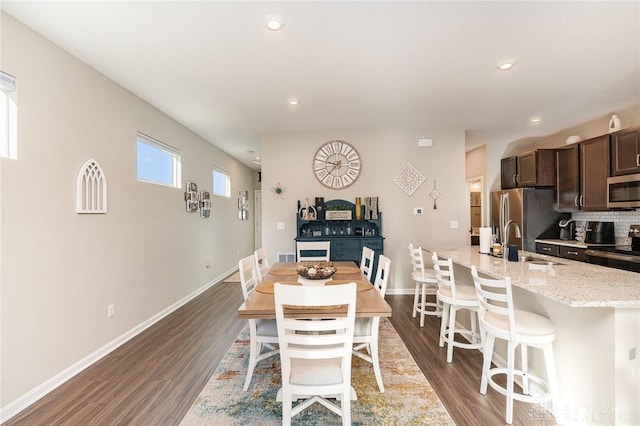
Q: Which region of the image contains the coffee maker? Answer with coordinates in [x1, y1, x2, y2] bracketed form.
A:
[559, 219, 576, 241]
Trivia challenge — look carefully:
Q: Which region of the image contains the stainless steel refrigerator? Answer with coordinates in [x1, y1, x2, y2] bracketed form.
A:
[491, 187, 567, 252]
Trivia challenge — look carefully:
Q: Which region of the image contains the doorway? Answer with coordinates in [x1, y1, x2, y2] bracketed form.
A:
[466, 176, 483, 246]
[254, 190, 262, 250]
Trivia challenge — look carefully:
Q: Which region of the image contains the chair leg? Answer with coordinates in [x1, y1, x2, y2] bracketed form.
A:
[342, 387, 351, 426]
[521, 344, 529, 395]
[506, 341, 516, 424]
[282, 389, 292, 426]
[243, 339, 258, 391]
[370, 338, 385, 392]
[480, 333, 495, 394]
[412, 282, 419, 318]
[419, 283, 427, 327]
[470, 310, 478, 345]
[446, 306, 457, 363]
[439, 303, 450, 347]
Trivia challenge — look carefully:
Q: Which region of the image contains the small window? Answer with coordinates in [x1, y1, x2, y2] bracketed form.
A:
[0, 71, 17, 159]
[136, 132, 181, 188]
[213, 167, 230, 197]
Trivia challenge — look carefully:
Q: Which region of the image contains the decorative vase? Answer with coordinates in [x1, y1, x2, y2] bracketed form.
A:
[355, 197, 362, 220]
[608, 115, 621, 133]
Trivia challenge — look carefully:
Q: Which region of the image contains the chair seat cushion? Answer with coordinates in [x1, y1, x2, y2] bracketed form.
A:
[290, 358, 343, 386]
[438, 284, 478, 301]
[412, 270, 437, 283]
[256, 319, 278, 336]
[484, 309, 555, 336]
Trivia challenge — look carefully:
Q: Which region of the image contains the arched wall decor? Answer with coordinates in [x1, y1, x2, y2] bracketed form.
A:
[76, 158, 107, 214]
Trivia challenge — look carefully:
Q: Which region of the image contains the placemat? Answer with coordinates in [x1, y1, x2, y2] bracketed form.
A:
[267, 265, 299, 276]
[335, 264, 361, 274]
[285, 304, 344, 311]
[255, 281, 301, 294]
[326, 279, 373, 292]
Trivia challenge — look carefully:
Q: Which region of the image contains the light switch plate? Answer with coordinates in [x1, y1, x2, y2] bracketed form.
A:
[276, 222, 285, 230]
[450, 220, 459, 229]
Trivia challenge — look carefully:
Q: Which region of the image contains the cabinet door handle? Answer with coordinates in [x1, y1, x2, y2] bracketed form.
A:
[579, 195, 584, 206]
[567, 251, 579, 256]
[516, 174, 520, 185]
[512, 174, 517, 184]
[636, 154, 640, 167]
[574, 195, 579, 206]
[542, 247, 552, 252]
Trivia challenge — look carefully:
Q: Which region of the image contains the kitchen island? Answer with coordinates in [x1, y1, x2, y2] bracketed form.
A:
[428, 246, 639, 425]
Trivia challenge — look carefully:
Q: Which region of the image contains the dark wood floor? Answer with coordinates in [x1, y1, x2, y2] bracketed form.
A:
[4, 283, 555, 425]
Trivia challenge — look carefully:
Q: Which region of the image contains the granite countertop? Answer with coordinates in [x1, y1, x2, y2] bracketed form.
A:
[428, 246, 640, 309]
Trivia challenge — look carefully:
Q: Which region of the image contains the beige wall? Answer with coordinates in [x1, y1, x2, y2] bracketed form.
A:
[261, 129, 469, 293]
[1, 13, 255, 411]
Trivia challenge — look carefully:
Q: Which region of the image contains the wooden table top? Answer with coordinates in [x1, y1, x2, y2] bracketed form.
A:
[237, 261, 392, 319]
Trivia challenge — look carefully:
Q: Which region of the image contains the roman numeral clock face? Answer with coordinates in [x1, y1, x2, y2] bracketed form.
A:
[313, 140, 361, 189]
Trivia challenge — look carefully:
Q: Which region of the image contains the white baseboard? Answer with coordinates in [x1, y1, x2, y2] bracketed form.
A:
[386, 288, 415, 295]
[0, 267, 237, 423]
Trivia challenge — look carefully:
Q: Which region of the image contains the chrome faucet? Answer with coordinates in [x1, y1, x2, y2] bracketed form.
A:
[503, 220, 522, 258]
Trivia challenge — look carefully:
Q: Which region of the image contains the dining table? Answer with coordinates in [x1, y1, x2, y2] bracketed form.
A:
[237, 261, 392, 319]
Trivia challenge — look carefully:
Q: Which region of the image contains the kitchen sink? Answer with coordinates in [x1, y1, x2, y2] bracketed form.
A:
[520, 255, 565, 265]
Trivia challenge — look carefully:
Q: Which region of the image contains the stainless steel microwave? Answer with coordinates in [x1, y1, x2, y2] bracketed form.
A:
[607, 173, 640, 208]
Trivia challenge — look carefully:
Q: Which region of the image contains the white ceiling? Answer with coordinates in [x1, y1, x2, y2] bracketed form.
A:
[3, 1, 639, 170]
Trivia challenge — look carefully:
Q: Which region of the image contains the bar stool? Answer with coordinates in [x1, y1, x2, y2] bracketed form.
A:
[471, 265, 558, 425]
[408, 244, 440, 327]
[432, 252, 482, 363]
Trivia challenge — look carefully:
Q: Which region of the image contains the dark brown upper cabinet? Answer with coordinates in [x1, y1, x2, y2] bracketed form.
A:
[501, 149, 555, 189]
[611, 127, 640, 176]
[556, 136, 610, 211]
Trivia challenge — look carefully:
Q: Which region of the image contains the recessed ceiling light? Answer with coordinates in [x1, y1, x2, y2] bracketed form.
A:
[287, 98, 300, 107]
[496, 60, 515, 71]
[530, 116, 542, 124]
[265, 15, 284, 31]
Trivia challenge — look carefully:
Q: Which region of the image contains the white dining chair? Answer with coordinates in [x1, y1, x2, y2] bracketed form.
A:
[432, 252, 482, 363]
[254, 247, 270, 281]
[352, 254, 391, 392]
[238, 254, 279, 391]
[471, 265, 559, 424]
[274, 282, 357, 426]
[359, 246, 375, 282]
[296, 240, 331, 262]
[408, 243, 440, 327]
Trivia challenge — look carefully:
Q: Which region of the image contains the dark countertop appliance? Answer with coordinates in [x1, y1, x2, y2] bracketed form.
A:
[584, 221, 615, 244]
[559, 219, 576, 241]
[586, 224, 640, 273]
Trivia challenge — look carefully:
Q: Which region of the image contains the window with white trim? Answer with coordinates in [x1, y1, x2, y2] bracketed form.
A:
[0, 71, 17, 159]
[213, 167, 230, 197]
[136, 132, 181, 188]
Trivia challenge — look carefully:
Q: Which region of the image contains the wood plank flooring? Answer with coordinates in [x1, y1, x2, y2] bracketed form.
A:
[4, 283, 555, 425]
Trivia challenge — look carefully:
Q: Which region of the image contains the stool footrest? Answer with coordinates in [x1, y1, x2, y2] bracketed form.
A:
[487, 368, 553, 404]
[442, 329, 483, 350]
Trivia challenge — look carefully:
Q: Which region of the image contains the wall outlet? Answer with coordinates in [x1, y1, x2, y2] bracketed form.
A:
[107, 304, 115, 318]
[450, 220, 459, 229]
[414, 207, 424, 215]
[277, 222, 285, 230]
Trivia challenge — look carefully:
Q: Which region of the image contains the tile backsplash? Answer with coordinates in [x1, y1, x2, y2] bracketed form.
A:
[572, 210, 640, 245]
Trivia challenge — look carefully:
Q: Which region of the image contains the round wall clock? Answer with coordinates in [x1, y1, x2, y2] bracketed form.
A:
[313, 140, 361, 189]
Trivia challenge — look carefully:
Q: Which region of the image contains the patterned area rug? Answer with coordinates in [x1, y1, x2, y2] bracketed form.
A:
[224, 271, 241, 282]
[181, 318, 454, 425]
